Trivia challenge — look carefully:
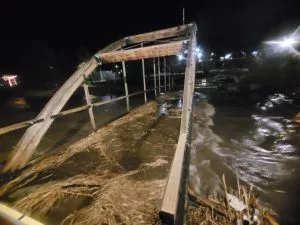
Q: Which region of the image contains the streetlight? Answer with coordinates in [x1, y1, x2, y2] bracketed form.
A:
[264, 25, 300, 53]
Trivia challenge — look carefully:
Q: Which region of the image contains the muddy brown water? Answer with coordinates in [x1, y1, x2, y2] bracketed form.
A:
[189, 92, 300, 225]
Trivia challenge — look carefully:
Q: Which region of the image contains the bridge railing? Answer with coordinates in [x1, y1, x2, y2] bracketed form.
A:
[2, 23, 193, 172]
[159, 23, 197, 225]
[0, 23, 196, 225]
[0, 86, 166, 136]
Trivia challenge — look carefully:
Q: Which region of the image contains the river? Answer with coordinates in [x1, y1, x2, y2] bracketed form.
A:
[1, 83, 300, 224]
[190, 91, 300, 225]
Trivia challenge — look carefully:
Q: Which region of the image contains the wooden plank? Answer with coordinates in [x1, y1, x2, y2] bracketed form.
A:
[95, 23, 192, 56]
[97, 41, 185, 63]
[127, 24, 192, 44]
[55, 105, 89, 117]
[141, 43, 147, 103]
[169, 66, 171, 91]
[159, 23, 197, 224]
[159, 133, 187, 223]
[158, 57, 161, 94]
[0, 89, 147, 136]
[0, 120, 37, 135]
[83, 84, 96, 131]
[0, 203, 44, 225]
[164, 57, 167, 93]
[153, 58, 157, 97]
[122, 61, 130, 112]
[180, 26, 197, 134]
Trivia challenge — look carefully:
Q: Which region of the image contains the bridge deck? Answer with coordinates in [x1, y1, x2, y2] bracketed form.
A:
[1, 95, 182, 224]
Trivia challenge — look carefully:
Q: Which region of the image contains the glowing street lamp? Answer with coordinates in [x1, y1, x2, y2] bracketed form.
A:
[266, 37, 297, 48]
[264, 25, 300, 53]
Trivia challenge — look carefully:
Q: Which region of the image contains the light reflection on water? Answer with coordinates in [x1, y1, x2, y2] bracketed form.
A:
[5, 97, 30, 109]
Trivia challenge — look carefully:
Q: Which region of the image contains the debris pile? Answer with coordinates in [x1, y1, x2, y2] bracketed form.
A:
[187, 175, 279, 225]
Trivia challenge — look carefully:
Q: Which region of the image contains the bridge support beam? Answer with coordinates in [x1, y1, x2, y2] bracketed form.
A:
[159, 23, 197, 225]
[164, 57, 167, 93]
[158, 57, 161, 94]
[83, 83, 96, 131]
[122, 61, 130, 112]
[169, 66, 171, 91]
[153, 58, 157, 97]
[141, 43, 147, 103]
[2, 23, 193, 173]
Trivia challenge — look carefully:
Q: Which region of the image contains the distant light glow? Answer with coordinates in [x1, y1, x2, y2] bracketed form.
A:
[264, 25, 300, 54]
[280, 37, 297, 47]
[2, 75, 18, 87]
[220, 56, 225, 61]
[252, 51, 258, 56]
[224, 53, 232, 60]
[115, 65, 119, 68]
[211, 52, 214, 56]
[197, 52, 202, 59]
[195, 47, 200, 53]
[177, 54, 184, 61]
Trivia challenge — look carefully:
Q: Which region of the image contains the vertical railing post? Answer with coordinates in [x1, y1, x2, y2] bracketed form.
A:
[122, 61, 130, 111]
[168, 66, 171, 91]
[158, 57, 161, 94]
[159, 24, 197, 225]
[172, 74, 174, 90]
[83, 83, 96, 131]
[153, 58, 157, 97]
[164, 57, 167, 93]
[141, 43, 147, 103]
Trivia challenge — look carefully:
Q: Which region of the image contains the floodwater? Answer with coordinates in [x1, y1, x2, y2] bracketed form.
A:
[1, 83, 300, 224]
[190, 91, 300, 225]
[0, 88, 182, 225]
[0, 87, 147, 163]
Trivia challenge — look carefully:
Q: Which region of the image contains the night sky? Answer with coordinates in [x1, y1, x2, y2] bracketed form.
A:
[0, 0, 299, 73]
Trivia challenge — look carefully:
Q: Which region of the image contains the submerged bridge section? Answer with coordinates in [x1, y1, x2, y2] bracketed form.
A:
[0, 23, 197, 225]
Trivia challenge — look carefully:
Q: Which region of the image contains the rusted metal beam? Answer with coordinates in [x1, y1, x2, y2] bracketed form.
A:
[96, 41, 185, 63]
